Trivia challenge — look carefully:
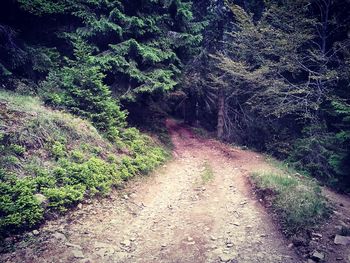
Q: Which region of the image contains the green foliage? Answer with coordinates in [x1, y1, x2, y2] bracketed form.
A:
[186, 0, 350, 190]
[251, 170, 329, 234]
[43, 185, 85, 211]
[0, 91, 168, 236]
[50, 141, 66, 159]
[0, 176, 44, 235]
[43, 38, 127, 138]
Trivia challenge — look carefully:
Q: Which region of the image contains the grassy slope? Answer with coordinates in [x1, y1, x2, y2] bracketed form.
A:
[250, 158, 330, 236]
[0, 90, 169, 237]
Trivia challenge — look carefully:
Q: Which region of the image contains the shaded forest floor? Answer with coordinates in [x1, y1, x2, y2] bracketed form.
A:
[1, 119, 350, 263]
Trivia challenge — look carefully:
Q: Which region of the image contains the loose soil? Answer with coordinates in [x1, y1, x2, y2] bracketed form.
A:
[1, 119, 350, 263]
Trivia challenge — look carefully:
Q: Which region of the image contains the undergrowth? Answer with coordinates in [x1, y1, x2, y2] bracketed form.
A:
[0, 91, 169, 237]
[250, 166, 330, 235]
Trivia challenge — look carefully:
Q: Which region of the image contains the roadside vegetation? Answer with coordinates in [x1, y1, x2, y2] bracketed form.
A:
[200, 161, 214, 183]
[0, 91, 169, 238]
[250, 163, 330, 235]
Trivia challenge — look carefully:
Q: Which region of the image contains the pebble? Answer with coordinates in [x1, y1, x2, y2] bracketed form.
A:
[72, 249, 84, 258]
[120, 239, 131, 247]
[52, 232, 66, 241]
[32, 230, 39, 236]
[311, 233, 322, 238]
[187, 236, 193, 242]
[334, 234, 350, 245]
[219, 253, 236, 262]
[210, 236, 217, 241]
[66, 243, 82, 250]
[311, 251, 325, 261]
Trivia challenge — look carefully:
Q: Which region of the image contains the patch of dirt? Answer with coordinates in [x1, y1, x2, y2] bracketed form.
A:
[1, 119, 349, 263]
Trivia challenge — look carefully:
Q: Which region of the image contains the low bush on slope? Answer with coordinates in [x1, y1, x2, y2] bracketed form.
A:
[0, 90, 169, 237]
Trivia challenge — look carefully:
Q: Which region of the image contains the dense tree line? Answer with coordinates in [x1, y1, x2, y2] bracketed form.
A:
[0, 0, 349, 190]
[184, 0, 350, 190]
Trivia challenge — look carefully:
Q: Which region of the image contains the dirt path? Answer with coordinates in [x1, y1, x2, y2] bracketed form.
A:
[1, 119, 301, 263]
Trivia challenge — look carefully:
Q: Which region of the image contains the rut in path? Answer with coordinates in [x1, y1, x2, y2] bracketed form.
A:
[1, 119, 301, 263]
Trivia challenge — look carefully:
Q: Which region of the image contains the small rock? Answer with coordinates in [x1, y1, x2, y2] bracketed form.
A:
[311, 251, 325, 261]
[187, 236, 193, 242]
[120, 239, 131, 247]
[72, 249, 84, 258]
[288, 243, 294, 248]
[32, 230, 39, 236]
[233, 222, 240, 226]
[336, 257, 343, 261]
[52, 232, 66, 241]
[210, 236, 217, 241]
[77, 203, 83, 209]
[219, 253, 236, 262]
[122, 194, 129, 200]
[94, 242, 109, 248]
[161, 244, 167, 248]
[66, 243, 82, 250]
[334, 235, 350, 245]
[226, 243, 233, 248]
[311, 233, 323, 238]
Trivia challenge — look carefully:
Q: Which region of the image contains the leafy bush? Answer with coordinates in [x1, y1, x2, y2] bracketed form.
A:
[43, 185, 85, 212]
[50, 141, 66, 159]
[0, 176, 44, 235]
[57, 157, 121, 195]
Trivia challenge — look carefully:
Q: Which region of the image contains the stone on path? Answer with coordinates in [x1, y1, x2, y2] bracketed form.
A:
[334, 234, 350, 245]
[52, 232, 66, 241]
[311, 251, 325, 261]
[219, 253, 237, 262]
[72, 249, 84, 258]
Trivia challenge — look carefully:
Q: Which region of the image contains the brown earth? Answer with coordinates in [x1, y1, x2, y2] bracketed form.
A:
[1, 119, 349, 263]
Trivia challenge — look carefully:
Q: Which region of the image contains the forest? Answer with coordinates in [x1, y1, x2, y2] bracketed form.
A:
[0, 0, 350, 262]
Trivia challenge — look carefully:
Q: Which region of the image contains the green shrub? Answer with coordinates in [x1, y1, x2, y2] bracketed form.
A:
[70, 150, 85, 163]
[51, 141, 66, 159]
[0, 176, 44, 235]
[58, 157, 122, 195]
[43, 184, 86, 211]
[9, 144, 26, 156]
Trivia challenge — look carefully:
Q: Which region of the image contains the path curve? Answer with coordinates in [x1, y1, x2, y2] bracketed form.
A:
[1, 119, 301, 263]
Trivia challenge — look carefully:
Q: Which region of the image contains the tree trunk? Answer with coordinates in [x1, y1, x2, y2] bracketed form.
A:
[217, 91, 225, 139]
